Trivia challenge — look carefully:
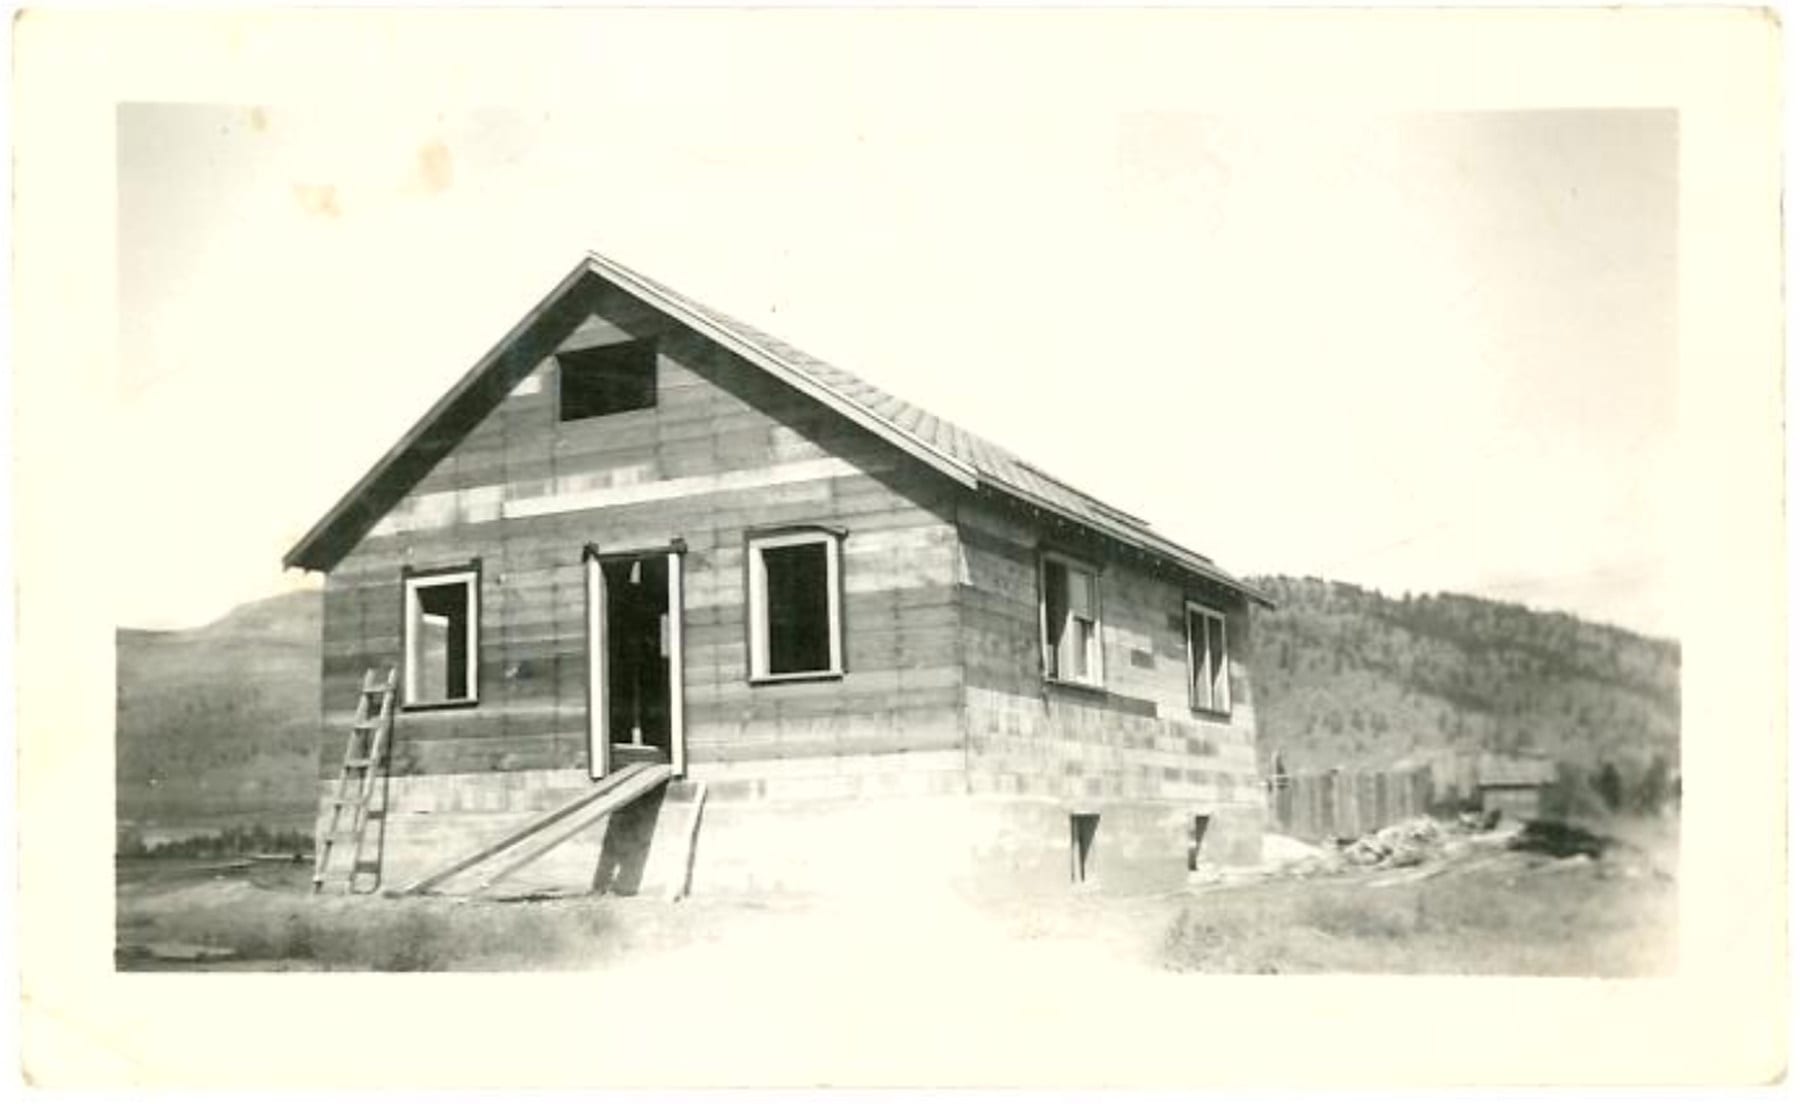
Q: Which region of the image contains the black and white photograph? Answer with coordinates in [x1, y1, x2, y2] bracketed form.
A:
[13, 6, 1786, 1089]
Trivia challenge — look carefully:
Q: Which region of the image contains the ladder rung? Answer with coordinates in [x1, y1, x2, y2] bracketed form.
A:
[319, 667, 396, 893]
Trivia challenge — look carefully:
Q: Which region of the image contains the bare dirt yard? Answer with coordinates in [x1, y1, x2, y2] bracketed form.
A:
[116, 814, 1676, 977]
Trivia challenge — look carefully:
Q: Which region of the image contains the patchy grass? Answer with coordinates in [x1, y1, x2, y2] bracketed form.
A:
[1161, 852, 1676, 976]
[118, 819, 1678, 976]
[115, 857, 775, 972]
[117, 875, 625, 971]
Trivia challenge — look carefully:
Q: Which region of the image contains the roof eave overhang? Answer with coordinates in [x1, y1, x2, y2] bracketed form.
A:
[282, 256, 601, 573]
[977, 477, 1276, 609]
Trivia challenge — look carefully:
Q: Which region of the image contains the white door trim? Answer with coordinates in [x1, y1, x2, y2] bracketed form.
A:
[667, 548, 686, 779]
[583, 542, 687, 780]
[584, 551, 609, 779]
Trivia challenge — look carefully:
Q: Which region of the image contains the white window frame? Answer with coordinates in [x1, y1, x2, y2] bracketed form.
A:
[1040, 550, 1104, 688]
[1185, 599, 1231, 715]
[403, 567, 480, 709]
[747, 529, 844, 682]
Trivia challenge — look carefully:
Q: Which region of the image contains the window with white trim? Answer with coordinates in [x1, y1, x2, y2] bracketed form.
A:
[403, 568, 479, 707]
[1041, 552, 1103, 686]
[747, 530, 843, 680]
[1186, 601, 1231, 714]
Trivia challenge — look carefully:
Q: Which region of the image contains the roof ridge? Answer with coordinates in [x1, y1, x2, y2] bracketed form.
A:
[286, 250, 1265, 605]
[585, 253, 1163, 530]
[587, 252, 1247, 590]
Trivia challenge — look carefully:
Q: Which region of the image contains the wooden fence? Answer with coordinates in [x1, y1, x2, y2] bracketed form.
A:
[1269, 765, 1435, 841]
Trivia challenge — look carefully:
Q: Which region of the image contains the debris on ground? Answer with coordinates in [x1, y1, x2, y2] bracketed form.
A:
[1506, 819, 1612, 859]
[1340, 816, 1445, 869]
[1457, 808, 1505, 832]
[1259, 812, 1539, 883]
[1241, 813, 1673, 905]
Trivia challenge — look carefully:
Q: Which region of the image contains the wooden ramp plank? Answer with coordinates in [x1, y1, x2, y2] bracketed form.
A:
[668, 780, 708, 901]
[396, 762, 654, 895]
[471, 764, 674, 895]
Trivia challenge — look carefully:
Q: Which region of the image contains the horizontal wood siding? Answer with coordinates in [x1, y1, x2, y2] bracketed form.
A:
[321, 280, 964, 785]
[955, 500, 1264, 810]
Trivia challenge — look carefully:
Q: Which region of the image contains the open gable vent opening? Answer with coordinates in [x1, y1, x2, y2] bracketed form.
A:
[558, 339, 657, 421]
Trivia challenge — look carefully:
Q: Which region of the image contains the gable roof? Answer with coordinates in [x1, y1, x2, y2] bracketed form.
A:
[284, 252, 1271, 606]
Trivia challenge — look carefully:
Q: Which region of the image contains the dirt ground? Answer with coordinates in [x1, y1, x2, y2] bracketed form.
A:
[116, 814, 1677, 978]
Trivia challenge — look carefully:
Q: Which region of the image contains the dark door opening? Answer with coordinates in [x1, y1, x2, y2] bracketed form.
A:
[1070, 813, 1100, 884]
[1188, 814, 1212, 871]
[603, 555, 671, 759]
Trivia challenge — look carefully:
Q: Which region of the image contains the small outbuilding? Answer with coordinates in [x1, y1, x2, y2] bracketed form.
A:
[1473, 753, 1557, 821]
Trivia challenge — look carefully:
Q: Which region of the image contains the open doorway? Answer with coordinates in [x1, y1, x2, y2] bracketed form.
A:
[585, 546, 685, 779]
[603, 555, 670, 759]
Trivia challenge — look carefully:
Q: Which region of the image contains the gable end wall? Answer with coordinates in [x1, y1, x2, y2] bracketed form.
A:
[319, 281, 966, 809]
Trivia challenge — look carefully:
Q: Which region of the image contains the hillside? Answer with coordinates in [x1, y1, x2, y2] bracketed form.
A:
[116, 588, 323, 839]
[1247, 575, 1680, 782]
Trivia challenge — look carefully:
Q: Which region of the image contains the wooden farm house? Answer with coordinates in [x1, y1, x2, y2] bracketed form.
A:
[285, 252, 1272, 897]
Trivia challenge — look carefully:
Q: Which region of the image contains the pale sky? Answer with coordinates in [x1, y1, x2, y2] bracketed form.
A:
[117, 101, 1676, 637]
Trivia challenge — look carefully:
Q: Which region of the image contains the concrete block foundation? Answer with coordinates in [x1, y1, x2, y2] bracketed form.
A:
[318, 770, 1263, 899]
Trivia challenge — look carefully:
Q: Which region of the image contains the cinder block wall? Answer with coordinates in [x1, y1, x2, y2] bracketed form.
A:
[682, 792, 1217, 900]
[955, 502, 1266, 886]
[313, 769, 611, 893]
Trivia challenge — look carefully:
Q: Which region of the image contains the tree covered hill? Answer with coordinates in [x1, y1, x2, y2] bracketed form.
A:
[1246, 575, 1680, 777]
[116, 588, 323, 836]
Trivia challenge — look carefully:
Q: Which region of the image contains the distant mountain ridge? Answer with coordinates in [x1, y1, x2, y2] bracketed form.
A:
[115, 576, 1680, 840]
[116, 588, 323, 838]
[1246, 575, 1679, 777]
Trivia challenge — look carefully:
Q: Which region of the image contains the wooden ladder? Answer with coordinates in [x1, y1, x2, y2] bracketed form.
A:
[313, 668, 398, 894]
